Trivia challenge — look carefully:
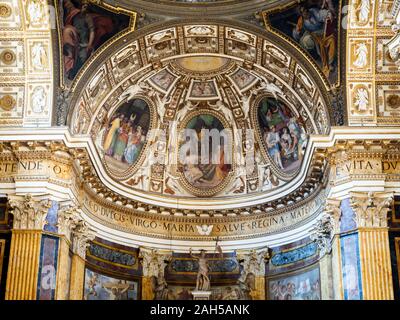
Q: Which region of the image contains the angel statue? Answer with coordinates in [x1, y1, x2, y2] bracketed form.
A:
[189, 248, 211, 291]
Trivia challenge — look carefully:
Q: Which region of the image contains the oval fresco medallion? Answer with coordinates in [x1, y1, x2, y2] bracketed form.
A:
[178, 112, 233, 196]
[100, 98, 153, 178]
[256, 97, 308, 175]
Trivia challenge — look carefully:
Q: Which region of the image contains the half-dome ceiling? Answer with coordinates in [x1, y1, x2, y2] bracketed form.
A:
[69, 23, 331, 210]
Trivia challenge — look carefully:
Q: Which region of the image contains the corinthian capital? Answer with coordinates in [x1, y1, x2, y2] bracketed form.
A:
[236, 248, 271, 278]
[139, 247, 172, 278]
[57, 204, 81, 242]
[324, 199, 342, 234]
[71, 220, 96, 259]
[311, 213, 335, 258]
[350, 191, 394, 228]
[8, 194, 51, 230]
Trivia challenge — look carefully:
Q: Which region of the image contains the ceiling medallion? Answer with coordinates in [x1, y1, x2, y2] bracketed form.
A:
[0, 3, 12, 18]
[0, 94, 16, 111]
[386, 94, 400, 109]
[0, 49, 16, 65]
[171, 55, 236, 78]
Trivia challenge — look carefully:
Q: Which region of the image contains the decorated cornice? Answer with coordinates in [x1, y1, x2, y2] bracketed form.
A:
[0, 128, 400, 242]
[110, 0, 285, 17]
[0, 138, 327, 218]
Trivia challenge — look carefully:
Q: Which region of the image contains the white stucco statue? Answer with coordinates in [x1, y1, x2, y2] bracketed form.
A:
[354, 88, 369, 112]
[353, 43, 368, 68]
[31, 86, 46, 113]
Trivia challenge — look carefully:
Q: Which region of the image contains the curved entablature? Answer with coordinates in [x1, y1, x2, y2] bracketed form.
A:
[110, 0, 288, 17]
[67, 22, 332, 209]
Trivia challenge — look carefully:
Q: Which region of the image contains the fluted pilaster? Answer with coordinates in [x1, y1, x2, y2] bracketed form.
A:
[55, 204, 81, 300]
[139, 248, 172, 300]
[69, 220, 95, 300]
[350, 191, 394, 300]
[5, 194, 51, 300]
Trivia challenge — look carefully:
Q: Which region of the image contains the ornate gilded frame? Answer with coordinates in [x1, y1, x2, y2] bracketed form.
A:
[176, 108, 235, 197]
[262, 0, 343, 90]
[251, 94, 307, 181]
[100, 95, 158, 181]
[54, 0, 137, 91]
[86, 240, 139, 270]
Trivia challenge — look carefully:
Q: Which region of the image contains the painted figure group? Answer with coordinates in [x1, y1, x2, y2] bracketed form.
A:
[259, 99, 307, 172]
[270, 278, 320, 300]
[103, 112, 147, 165]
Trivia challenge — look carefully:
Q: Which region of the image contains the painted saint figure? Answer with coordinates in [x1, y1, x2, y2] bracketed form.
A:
[61, 0, 128, 81]
[102, 99, 151, 172]
[103, 114, 123, 155]
[292, 5, 336, 77]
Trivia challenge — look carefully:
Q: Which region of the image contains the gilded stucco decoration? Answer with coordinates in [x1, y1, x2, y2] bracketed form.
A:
[68, 23, 331, 200]
[0, 0, 54, 127]
[348, 0, 400, 125]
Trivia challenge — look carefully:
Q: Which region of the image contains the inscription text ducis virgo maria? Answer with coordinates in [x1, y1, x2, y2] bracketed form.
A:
[82, 194, 325, 238]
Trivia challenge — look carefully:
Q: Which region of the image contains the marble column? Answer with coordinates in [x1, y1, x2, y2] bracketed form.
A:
[5, 194, 51, 300]
[236, 249, 271, 300]
[139, 248, 172, 300]
[311, 199, 341, 300]
[69, 220, 95, 300]
[350, 191, 394, 300]
[55, 204, 80, 300]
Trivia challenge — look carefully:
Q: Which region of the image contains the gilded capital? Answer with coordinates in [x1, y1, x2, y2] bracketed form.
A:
[71, 220, 96, 259]
[350, 191, 394, 228]
[236, 248, 271, 278]
[311, 213, 335, 258]
[7, 194, 51, 230]
[324, 199, 342, 234]
[57, 204, 81, 242]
